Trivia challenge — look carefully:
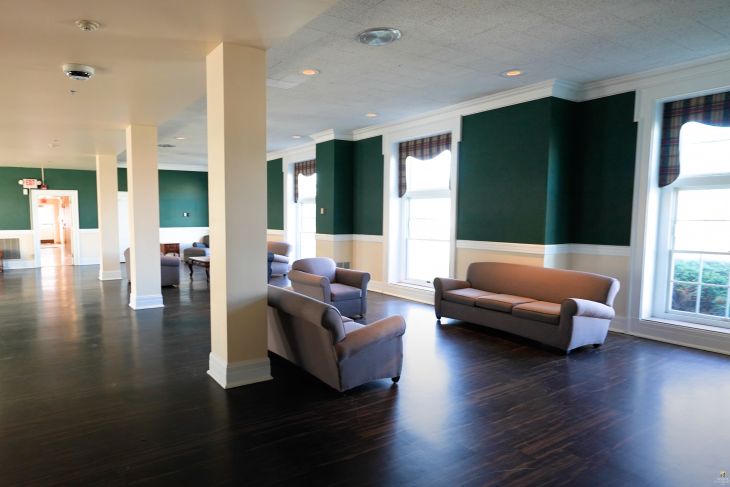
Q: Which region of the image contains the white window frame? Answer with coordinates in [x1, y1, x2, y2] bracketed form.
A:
[653, 174, 730, 329]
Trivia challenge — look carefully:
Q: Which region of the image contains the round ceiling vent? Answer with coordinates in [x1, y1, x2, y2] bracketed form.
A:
[62, 63, 94, 80]
[357, 28, 402, 46]
[158, 144, 176, 148]
[76, 20, 100, 32]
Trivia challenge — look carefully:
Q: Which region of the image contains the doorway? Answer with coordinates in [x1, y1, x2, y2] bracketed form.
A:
[31, 190, 81, 267]
[118, 192, 129, 263]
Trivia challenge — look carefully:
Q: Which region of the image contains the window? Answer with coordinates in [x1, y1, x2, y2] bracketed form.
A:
[655, 123, 730, 327]
[297, 173, 317, 259]
[400, 150, 451, 286]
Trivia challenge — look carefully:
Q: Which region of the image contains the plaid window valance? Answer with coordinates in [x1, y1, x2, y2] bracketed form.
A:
[660, 90, 730, 187]
[398, 133, 451, 197]
[294, 159, 316, 202]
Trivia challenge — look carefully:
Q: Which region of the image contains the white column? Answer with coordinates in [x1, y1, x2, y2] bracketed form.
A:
[96, 154, 122, 280]
[206, 43, 270, 389]
[126, 125, 163, 310]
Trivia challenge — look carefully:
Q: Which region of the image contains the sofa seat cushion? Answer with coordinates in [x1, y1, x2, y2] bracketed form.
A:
[330, 283, 361, 302]
[343, 320, 364, 334]
[512, 301, 561, 325]
[476, 294, 536, 313]
[272, 254, 289, 264]
[443, 288, 495, 306]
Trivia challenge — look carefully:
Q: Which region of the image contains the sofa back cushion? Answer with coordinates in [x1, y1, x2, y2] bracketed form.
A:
[267, 285, 346, 343]
[292, 257, 337, 283]
[466, 262, 619, 306]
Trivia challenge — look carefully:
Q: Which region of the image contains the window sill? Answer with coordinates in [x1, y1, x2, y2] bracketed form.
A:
[644, 316, 730, 335]
[392, 282, 434, 292]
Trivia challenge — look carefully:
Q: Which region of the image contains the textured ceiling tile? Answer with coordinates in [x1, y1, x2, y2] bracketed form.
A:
[696, 5, 730, 35]
[376, 0, 453, 23]
[669, 24, 730, 51]
[305, 14, 350, 33]
[566, 10, 642, 38]
[325, 1, 374, 20]
[486, 4, 552, 32]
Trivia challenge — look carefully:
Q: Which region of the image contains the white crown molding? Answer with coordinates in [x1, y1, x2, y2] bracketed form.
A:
[456, 240, 631, 257]
[78, 228, 99, 234]
[207, 353, 272, 389]
[267, 141, 317, 162]
[315, 233, 353, 242]
[0, 230, 34, 236]
[267, 229, 285, 236]
[309, 129, 355, 144]
[116, 162, 208, 172]
[129, 293, 164, 310]
[353, 234, 383, 243]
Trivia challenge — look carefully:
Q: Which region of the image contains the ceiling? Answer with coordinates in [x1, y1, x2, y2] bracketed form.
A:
[4, 0, 730, 170]
[0, 0, 340, 170]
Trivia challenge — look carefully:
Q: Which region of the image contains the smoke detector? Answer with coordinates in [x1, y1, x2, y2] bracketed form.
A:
[62, 64, 95, 81]
[76, 20, 99, 32]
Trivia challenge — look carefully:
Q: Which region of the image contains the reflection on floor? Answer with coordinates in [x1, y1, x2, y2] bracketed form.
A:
[40, 243, 72, 267]
[1, 265, 729, 486]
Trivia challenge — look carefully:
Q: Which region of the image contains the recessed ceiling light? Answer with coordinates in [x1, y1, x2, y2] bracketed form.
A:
[158, 144, 176, 148]
[175, 137, 186, 140]
[76, 20, 100, 32]
[292, 135, 303, 139]
[357, 28, 402, 46]
[501, 69, 524, 77]
[300, 69, 320, 76]
[365, 113, 378, 117]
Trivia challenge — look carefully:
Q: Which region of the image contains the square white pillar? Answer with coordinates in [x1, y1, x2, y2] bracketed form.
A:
[206, 43, 271, 388]
[96, 154, 122, 280]
[126, 125, 163, 310]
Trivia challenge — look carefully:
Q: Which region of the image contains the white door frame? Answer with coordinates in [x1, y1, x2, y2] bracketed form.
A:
[31, 189, 81, 267]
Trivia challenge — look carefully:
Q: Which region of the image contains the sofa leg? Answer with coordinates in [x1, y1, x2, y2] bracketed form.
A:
[392, 376, 400, 384]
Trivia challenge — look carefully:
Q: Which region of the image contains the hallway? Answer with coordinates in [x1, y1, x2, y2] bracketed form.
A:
[39, 244, 73, 267]
[0, 266, 729, 486]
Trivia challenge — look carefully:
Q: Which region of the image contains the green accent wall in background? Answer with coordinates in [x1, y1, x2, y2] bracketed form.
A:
[0, 167, 42, 230]
[44, 169, 98, 229]
[158, 170, 209, 228]
[458, 98, 554, 244]
[571, 92, 637, 246]
[267, 159, 284, 230]
[118, 168, 127, 192]
[353, 136, 384, 236]
[316, 140, 354, 235]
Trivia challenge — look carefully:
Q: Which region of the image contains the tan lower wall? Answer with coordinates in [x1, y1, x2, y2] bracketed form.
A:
[569, 254, 630, 318]
[267, 231, 284, 242]
[455, 248, 545, 280]
[352, 241, 383, 282]
[316, 239, 352, 264]
[79, 232, 100, 260]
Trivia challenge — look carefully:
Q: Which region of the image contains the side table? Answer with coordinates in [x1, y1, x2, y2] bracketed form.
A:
[160, 243, 180, 256]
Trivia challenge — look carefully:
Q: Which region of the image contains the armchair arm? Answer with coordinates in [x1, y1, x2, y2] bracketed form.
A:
[433, 277, 471, 319]
[160, 255, 180, 267]
[562, 298, 615, 320]
[335, 268, 370, 290]
[334, 315, 406, 362]
[288, 270, 331, 303]
[192, 242, 207, 248]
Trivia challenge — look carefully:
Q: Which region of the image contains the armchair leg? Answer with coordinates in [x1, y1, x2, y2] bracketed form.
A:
[392, 376, 400, 383]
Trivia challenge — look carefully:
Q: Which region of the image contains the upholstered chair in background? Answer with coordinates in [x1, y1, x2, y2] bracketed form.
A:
[123, 248, 181, 287]
[288, 257, 370, 318]
[267, 241, 294, 275]
[183, 235, 210, 262]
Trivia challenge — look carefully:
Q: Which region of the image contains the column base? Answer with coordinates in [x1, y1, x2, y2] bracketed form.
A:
[207, 353, 272, 389]
[129, 293, 164, 310]
[99, 270, 123, 281]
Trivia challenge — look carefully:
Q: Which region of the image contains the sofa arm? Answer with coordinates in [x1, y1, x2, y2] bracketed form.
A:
[433, 277, 471, 319]
[562, 298, 615, 320]
[288, 270, 331, 303]
[161, 255, 180, 267]
[192, 242, 207, 248]
[334, 315, 406, 362]
[335, 268, 370, 290]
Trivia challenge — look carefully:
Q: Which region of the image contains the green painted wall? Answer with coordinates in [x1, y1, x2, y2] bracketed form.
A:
[316, 140, 354, 235]
[158, 170, 209, 228]
[118, 168, 127, 192]
[44, 169, 98, 229]
[0, 167, 42, 230]
[571, 92, 637, 246]
[458, 98, 553, 244]
[267, 159, 284, 230]
[353, 136, 384, 235]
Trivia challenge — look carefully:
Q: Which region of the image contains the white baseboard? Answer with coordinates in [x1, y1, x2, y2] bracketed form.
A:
[609, 315, 628, 333]
[2, 260, 36, 270]
[629, 318, 730, 357]
[207, 353, 272, 389]
[374, 282, 434, 305]
[368, 280, 384, 293]
[99, 270, 122, 281]
[129, 293, 164, 310]
[80, 258, 100, 265]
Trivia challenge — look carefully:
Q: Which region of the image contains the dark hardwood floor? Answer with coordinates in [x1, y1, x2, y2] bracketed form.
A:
[1, 265, 729, 486]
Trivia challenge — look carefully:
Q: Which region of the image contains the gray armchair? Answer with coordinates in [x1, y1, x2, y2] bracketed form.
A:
[288, 257, 370, 318]
[268, 285, 405, 392]
[183, 235, 210, 262]
[267, 241, 293, 275]
[123, 248, 180, 287]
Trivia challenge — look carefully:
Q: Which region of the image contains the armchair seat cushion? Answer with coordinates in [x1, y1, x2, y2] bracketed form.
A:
[272, 254, 289, 264]
[330, 283, 361, 302]
[475, 294, 536, 313]
[443, 288, 494, 306]
[512, 301, 561, 325]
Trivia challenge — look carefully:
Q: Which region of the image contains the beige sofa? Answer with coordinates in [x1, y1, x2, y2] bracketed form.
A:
[434, 262, 620, 353]
[268, 285, 405, 391]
